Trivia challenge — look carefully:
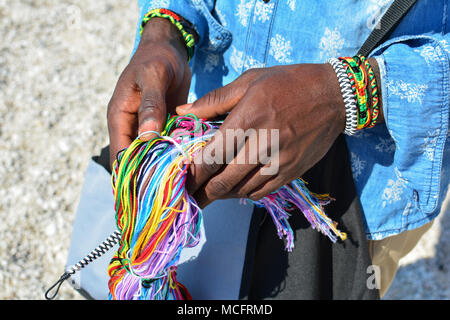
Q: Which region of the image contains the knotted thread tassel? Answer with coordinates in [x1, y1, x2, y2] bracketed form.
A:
[107, 114, 346, 300]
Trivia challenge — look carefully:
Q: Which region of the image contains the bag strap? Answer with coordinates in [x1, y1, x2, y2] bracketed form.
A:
[358, 0, 417, 56]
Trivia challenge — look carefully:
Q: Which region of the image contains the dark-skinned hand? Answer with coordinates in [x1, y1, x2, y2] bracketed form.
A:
[176, 60, 383, 208]
[107, 18, 191, 167]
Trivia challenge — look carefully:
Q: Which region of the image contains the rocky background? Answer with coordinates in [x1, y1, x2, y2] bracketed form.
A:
[0, 0, 448, 300]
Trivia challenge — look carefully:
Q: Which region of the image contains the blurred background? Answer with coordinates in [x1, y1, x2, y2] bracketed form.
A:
[0, 0, 448, 300]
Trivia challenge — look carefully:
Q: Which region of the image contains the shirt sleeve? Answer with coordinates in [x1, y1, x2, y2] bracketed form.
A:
[132, 0, 231, 57]
[370, 32, 450, 215]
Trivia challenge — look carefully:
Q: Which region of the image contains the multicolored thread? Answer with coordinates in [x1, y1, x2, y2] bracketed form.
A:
[107, 114, 347, 300]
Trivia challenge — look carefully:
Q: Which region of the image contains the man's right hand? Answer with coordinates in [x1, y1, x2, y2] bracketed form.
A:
[107, 17, 191, 167]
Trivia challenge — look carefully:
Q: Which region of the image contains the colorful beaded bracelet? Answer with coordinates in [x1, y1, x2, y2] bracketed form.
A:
[140, 8, 196, 61]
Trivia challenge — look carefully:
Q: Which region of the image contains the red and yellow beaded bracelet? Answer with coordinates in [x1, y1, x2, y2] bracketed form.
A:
[140, 8, 196, 61]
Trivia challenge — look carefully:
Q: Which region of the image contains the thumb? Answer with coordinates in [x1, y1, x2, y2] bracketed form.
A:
[138, 86, 167, 141]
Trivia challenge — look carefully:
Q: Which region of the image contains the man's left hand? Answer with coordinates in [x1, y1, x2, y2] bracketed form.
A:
[176, 64, 347, 208]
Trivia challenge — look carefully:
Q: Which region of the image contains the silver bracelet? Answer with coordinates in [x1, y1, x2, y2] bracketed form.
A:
[327, 58, 358, 136]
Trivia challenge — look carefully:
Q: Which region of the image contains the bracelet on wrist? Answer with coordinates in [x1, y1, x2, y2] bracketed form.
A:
[339, 56, 370, 130]
[327, 58, 358, 136]
[358, 55, 380, 128]
[335, 55, 380, 132]
[140, 8, 196, 61]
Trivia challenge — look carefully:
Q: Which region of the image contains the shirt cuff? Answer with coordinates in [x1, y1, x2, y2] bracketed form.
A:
[371, 35, 450, 214]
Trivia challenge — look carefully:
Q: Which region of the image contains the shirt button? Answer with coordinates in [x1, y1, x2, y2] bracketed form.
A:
[263, 0, 270, 3]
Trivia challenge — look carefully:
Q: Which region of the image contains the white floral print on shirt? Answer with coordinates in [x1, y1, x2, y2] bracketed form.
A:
[253, 0, 274, 24]
[351, 152, 366, 182]
[230, 45, 264, 73]
[230, 45, 245, 72]
[235, 0, 254, 27]
[414, 45, 444, 65]
[287, 0, 296, 11]
[204, 53, 220, 72]
[382, 168, 408, 208]
[375, 137, 396, 154]
[269, 34, 293, 64]
[422, 129, 441, 161]
[385, 79, 428, 104]
[319, 27, 345, 60]
[150, 0, 170, 8]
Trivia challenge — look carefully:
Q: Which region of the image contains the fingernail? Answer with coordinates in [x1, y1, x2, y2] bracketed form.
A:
[137, 131, 156, 141]
[176, 103, 193, 112]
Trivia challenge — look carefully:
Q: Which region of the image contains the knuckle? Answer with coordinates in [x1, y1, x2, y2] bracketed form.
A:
[248, 192, 264, 201]
[140, 93, 161, 109]
[241, 68, 258, 78]
[206, 178, 232, 198]
[140, 58, 172, 81]
[235, 189, 249, 199]
[204, 89, 222, 107]
[199, 145, 223, 174]
[200, 156, 222, 175]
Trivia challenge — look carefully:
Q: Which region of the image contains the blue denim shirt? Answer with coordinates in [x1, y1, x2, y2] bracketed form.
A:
[133, 0, 450, 240]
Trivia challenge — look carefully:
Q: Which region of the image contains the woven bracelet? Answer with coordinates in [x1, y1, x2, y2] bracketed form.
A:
[358, 55, 380, 128]
[140, 8, 196, 61]
[339, 56, 371, 130]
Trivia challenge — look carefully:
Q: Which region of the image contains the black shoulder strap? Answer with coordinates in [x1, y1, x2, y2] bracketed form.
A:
[358, 0, 417, 56]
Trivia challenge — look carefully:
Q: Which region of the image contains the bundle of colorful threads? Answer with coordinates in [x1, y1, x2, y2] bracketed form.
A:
[107, 114, 347, 300]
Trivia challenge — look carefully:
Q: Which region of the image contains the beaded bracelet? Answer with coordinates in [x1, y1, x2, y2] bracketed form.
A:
[140, 8, 196, 61]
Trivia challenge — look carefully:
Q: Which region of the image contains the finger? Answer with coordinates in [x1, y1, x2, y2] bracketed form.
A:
[107, 72, 141, 167]
[138, 88, 167, 141]
[187, 105, 248, 195]
[221, 130, 280, 200]
[247, 174, 287, 201]
[229, 165, 274, 199]
[137, 64, 171, 140]
[193, 138, 261, 207]
[176, 69, 259, 118]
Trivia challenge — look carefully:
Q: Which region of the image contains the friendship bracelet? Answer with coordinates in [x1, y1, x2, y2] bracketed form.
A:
[327, 58, 358, 136]
[358, 55, 380, 128]
[339, 56, 371, 130]
[140, 8, 196, 61]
